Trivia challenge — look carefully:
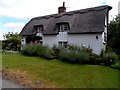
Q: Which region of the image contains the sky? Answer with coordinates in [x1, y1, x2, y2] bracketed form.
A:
[0, 0, 119, 40]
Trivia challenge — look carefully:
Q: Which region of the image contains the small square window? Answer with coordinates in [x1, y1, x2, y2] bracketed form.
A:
[22, 40, 24, 42]
[58, 41, 68, 48]
[34, 25, 43, 33]
[59, 23, 69, 32]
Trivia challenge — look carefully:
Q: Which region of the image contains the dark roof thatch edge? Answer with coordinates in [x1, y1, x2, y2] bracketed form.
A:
[32, 5, 112, 20]
[20, 5, 112, 36]
[19, 21, 31, 35]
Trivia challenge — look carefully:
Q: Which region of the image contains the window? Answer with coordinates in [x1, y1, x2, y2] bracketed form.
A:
[59, 24, 69, 32]
[58, 41, 68, 48]
[22, 39, 24, 42]
[34, 40, 43, 44]
[34, 25, 43, 33]
[56, 22, 69, 32]
[104, 32, 107, 42]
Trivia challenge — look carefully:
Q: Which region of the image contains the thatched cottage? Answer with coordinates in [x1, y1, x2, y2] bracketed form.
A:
[20, 2, 112, 55]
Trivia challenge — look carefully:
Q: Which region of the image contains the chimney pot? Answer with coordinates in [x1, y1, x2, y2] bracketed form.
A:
[63, 2, 65, 7]
[58, 2, 66, 13]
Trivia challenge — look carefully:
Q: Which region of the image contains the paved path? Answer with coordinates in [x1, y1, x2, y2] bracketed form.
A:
[0, 77, 25, 89]
[2, 78, 24, 88]
[0, 68, 25, 89]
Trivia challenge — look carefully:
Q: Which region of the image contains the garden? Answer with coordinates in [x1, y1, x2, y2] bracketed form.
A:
[21, 44, 120, 70]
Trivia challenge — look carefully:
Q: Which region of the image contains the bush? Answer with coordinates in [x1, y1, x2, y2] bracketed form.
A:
[22, 44, 40, 56]
[88, 53, 103, 65]
[103, 52, 118, 66]
[77, 51, 89, 64]
[111, 61, 120, 70]
[21, 44, 107, 65]
[36, 45, 47, 57]
[52, 45, 64, 59]
[43, 47, 54, 59]
[59, 48, 89, 64]
[36, 45, 54, 59]
[22, 44, 54, 59]
[81, 46, 92, 53]
[59, 49, 76, 63]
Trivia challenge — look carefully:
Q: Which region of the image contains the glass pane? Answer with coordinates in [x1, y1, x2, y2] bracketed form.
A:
[59, 42, 62, 46]
[64, 25, 68, 31]
[36, 25, 43, 33]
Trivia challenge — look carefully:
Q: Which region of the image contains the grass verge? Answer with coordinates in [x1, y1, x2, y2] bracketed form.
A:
[2, 54, 119, 88]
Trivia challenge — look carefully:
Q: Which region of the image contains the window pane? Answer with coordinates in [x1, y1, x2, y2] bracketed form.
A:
[59, 24, 69, 32]
[58, 41, 68, 48]
[64, 25, 68, 31]
[63, 42, 68, 48]
[35, 25, 43, 33]
[59, 42, 62, 46]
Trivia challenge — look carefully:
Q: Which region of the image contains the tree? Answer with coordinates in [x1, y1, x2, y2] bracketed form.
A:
[108, 14, 120, 54]
[2, 32, 21, 51]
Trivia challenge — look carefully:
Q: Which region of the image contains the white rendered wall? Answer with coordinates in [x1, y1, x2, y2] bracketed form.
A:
[43, 32, 68, 47]
[21, 37, 26, 45]
[68, 34, 103, 55]
[21, 33, 103, 55]
[43, 35, 58, 47]
[43, 33, 103, 55]
[102, 16, 108, 51]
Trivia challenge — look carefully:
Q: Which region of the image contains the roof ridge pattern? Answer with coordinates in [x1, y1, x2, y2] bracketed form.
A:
[32, 5, 112, 20]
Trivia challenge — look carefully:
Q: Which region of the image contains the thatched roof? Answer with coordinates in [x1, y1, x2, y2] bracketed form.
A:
[20, 5, 112, 36]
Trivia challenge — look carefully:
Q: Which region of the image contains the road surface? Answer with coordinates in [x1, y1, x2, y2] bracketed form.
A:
[0, 77, 25, 89]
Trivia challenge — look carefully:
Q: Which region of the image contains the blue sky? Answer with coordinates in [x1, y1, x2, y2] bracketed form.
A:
[0, 0, 119, 40]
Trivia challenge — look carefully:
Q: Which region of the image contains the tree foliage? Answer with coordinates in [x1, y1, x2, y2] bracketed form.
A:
[2, 32, 21, 51]
[108, 14, 120, 54]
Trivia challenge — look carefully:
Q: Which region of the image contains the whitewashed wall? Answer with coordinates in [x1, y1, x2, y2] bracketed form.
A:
[43, 35, 58, 47]
[43, 32, 68, 47]
[21, 37, 26, 45]
[43, 33, 103, 55]
[21, 32, 105, 55]
[102, 16, 108, 51]
[68, 34, 103, 55]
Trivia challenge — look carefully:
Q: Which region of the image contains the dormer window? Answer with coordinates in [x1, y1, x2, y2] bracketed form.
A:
[60, 24, 69, 32]
[34, 25, 43, 33]
[57, 22, 69, 32]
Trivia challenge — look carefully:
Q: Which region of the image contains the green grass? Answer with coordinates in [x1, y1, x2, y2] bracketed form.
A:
[2, 54, 120, 88]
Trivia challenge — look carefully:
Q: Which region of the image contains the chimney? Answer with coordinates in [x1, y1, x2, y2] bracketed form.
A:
[58, 2, 66, 13]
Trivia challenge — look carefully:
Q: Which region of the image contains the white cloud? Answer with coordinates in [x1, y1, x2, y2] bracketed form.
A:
[0, 22, 25, 40]
[0, 0, 118, 19]
[3, 22, 25, 32]
[118, 1, 120, 14]
[106, 0, 119, 20]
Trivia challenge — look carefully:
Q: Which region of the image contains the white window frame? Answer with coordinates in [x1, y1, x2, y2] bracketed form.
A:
[34, 25, 43, 33]
[58, 41, 68, 48]
[59, 24, 69, 32]
[104, 32, 107, 42]
[37, 26, 43, 33]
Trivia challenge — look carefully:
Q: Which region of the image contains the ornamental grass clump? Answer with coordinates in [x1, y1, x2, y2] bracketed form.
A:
[21, 44, 40, 56]
[59, 46, 89, 64]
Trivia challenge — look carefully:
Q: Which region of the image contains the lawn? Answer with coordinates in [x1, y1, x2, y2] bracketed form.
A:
[2, 54, 119, 88]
